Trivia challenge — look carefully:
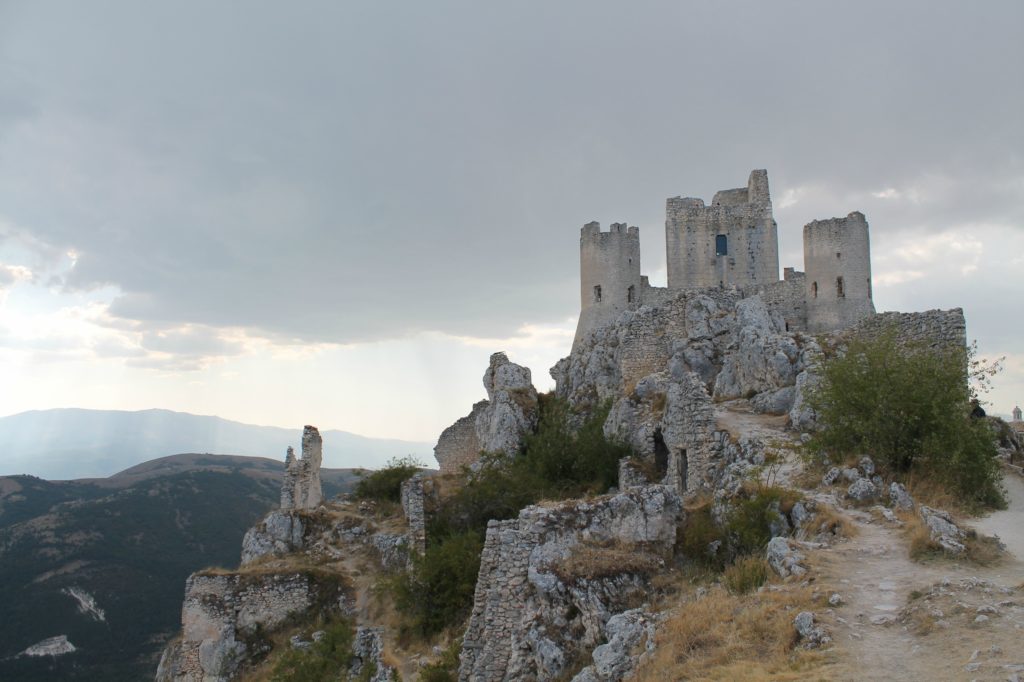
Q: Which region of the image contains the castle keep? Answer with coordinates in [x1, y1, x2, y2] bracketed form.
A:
[574, 170, 875, 345]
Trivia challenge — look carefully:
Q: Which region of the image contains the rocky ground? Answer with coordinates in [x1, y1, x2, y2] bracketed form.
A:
[710, 401, 1024, 682]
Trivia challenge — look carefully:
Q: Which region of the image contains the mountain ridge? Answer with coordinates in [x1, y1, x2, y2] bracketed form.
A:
[0, 408, 433, 479]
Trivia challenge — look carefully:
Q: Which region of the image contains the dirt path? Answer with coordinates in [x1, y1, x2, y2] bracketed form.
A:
[812, 485, 1024, 681]
[972, 469, 1024, 560]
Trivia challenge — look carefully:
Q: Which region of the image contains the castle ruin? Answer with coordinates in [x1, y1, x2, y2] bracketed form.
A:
[280, 425, 323, 510]
[574, 170, 875, 346]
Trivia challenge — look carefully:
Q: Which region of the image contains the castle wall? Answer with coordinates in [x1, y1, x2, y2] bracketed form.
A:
[749, 267, 807, 332]
[433, 401, 487, 475]
[574, 222, 641, 347]
[804, 212, 875, 333]
[665, 170, 779, 291]
[849, 308, 966, 353]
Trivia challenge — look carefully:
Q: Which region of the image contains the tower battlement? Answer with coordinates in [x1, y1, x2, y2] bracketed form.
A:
[571, 169, 877, 345]
[666, 169, 779, 290]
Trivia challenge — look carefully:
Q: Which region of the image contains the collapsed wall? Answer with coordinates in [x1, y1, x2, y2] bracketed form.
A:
[433, 401, 487, 475]
[458, 486, 682, 682]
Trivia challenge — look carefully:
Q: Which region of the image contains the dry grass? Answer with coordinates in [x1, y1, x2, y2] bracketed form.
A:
[633, 586, 826, 681]
[901, 510, 1005, 565]
[551, 541, 664, 582]
[805, 504, 858, 540]
[722, 555, 770, 595]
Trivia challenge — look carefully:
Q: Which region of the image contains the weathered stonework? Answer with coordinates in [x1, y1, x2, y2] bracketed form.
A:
[666, 169, 779, 291]
[572, 169, 877, 345]
[458, 486, 682, 681]
[281, 425, 323, 511]
[400, 474, 427, 558]
[433, 401, 486, 475]
[848, 308, 967, 353]
[155, 571, 347, 682]
[804, 212, 875, 333]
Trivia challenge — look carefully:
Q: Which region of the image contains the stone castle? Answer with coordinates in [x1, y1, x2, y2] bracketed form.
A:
[574, 169, 874, 346]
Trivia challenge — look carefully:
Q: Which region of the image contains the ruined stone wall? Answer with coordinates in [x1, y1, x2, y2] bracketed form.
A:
[750, 267, 807, 332]
[433, 401, 486, 475]
[280, 425, 323, 511]
[804, 212, 875, 333]
[848, 308, 967, 353]
[156, 571, 346, 682]
[575, 222, 642, 348]
[665, 170, 779, 291]
[400, 474, 426, 558]
[458, 486, 682, 681]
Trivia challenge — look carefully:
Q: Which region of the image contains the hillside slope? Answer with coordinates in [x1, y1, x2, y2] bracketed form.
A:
[0, 455, 359, 682]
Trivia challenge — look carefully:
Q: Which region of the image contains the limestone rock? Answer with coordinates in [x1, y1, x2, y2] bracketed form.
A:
[858, 456, 876, 477]
[841, 468, 862, 483]
[712, 297, 800, 403]
[240, 510, 305, 565]
[846, 478, 878, 502]
[919, 506, 966, 554]
[822, 467, 841, 486]
[793, 611, 831, 648]
[572, 608, 655, 681]
[789, 369, 820, 431]
[766, 537, 807, 578]
[474, 353, 539, 456]
[890, 482, 915, 510]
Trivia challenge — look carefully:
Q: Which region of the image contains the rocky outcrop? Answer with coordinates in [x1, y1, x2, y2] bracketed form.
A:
[711, 297, 802, 411]
[350, 627, 395, 682]
[434, 401, 487, 474]
[475, 352, 539, 456]
[281, 426, 323, 511]
[458, 485, 682, 682]
[766, 537, 807, 578]
[155, 570, 348, 682]
[240, 510, 305, 565]
[571, 608, 656, 681]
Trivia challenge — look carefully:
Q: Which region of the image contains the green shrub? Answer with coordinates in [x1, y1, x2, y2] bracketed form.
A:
[723, 555, 770, 594]
[384, 530, 484, 638]
[724, 485, 799, 557]
[807, 334, 1004, 511]
[678, 501, 726, 570]
[270, 616, 354, 682]
[353, 456, 424, 503]
[418, 639, 461, 682]
[386, 395, 635, 638]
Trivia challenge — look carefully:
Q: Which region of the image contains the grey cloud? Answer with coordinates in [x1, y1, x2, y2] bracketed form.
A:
[0, 1, 1021, 344]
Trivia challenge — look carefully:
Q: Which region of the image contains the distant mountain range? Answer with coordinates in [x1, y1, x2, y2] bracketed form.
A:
[0, 453, 363, 681]
[0, 408, 433, 479]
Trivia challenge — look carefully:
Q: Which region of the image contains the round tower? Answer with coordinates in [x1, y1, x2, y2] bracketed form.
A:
[573, 221, 641, 348]
[804, 211, 875, 333]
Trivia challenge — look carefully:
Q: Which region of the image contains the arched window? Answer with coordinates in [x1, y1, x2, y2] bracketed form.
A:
[812, 281, 818, 298]
[627, 285, 635, 303]
[837, 276, 845, 298]
[593, 285, 602, 303]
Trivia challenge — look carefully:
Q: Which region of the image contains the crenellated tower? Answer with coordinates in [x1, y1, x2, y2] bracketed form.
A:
[804, 211, 875, 332]
[666, 169, 779, 290]
[573, 221, 641, 348]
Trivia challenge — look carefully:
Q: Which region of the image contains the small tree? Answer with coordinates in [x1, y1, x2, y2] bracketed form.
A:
[807, 334, 1004, 510]
[353, 456, 424, 503]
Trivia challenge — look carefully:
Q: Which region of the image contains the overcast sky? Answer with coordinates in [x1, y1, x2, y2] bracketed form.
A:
[0, 1, 1021, 451]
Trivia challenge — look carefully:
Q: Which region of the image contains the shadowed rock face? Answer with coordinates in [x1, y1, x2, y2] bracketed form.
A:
[280, 426, 323, 511]
[475, 352, 539, 457]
